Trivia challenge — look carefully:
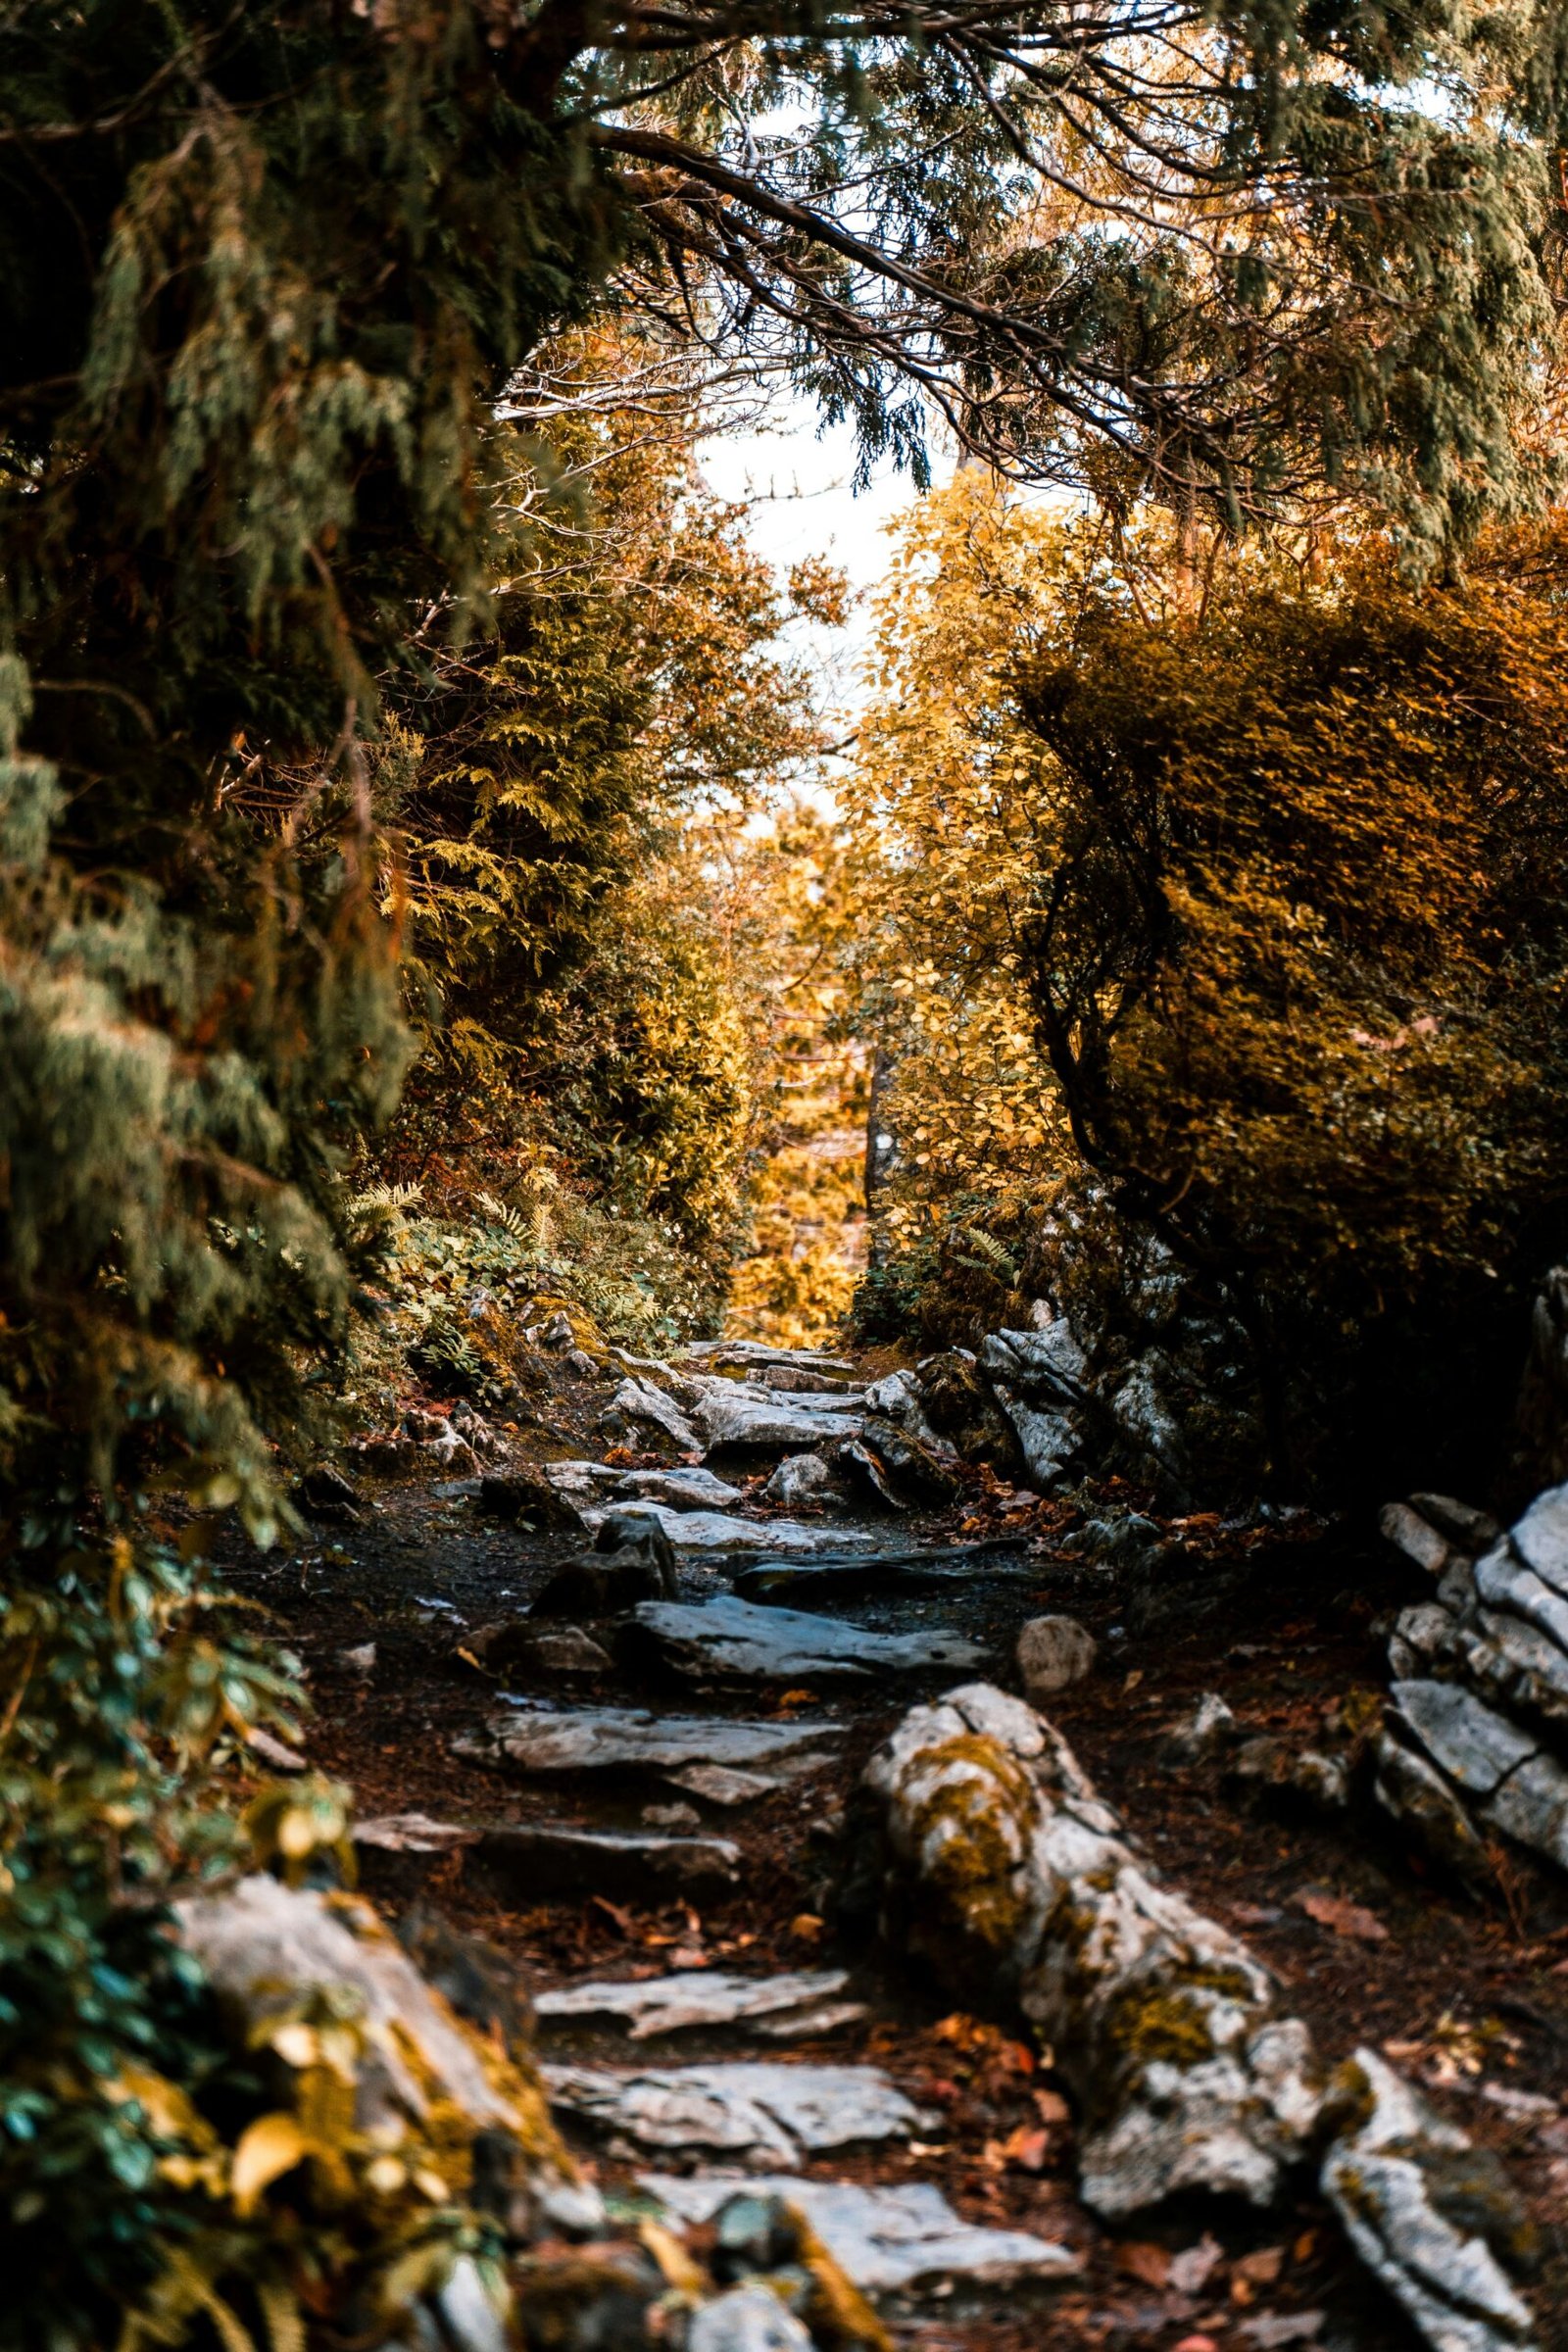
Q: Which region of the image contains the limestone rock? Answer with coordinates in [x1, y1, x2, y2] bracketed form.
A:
[1388, 1602, 1455, 1681]
[857, 1684, 1322, 2216]
[1320, 2049, 1539, 2352]
[647, 2176, 1081, 2299]
[1160, 1691, 1239, 1763]
[468, 1622, 612, 1679]
[623, 1594, 988, 1686]
[666, 1763, 790, 1808]
[175, 1873, 580, 2229]
[468, 1824, 742, 1903]
[1015, 1615, 1097, 1699]
[616, 1465, 747, 1511]
[1473, 1544, 1568, 1657]
[585, 1501, 873, 1556]
[529, 1553, 672, 1622]
[687, 1341, 859, 1378]
[543, 2061, 929, 2164]
[693, 1385, 867, 1454]
[1379, 1501, 1461, 1580]
[762, 1452, 842, 1508]
[461, 1701, 841, 1779]
[915, 1350, 1024, 1473]
[687, 2285, 815, 2352]
[1388, 1681, 1537, 1794]
[1507, 1482, 1568, 1597]
[1371, 1732, 1492, 1883]
[862, 1369, 945, 1450]
[479, 1468, 584, 1531]
[535, 1969, 863, 2042]
[612, 1376, 701, 1452]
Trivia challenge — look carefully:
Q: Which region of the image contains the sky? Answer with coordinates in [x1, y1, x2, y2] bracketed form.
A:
[698, 394, 954, 721]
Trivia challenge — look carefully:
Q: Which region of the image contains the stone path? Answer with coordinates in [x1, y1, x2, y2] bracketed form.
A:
[309, 1335, 1559, 2352]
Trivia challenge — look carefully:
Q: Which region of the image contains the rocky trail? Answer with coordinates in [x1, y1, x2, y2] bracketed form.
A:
[222, 1334, 1568, 2352]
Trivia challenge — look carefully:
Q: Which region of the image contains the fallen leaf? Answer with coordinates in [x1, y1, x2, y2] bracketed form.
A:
[1115, 2242, 1172, 2289]
[230, 2112, 310, 2216]
[788, 1912, 824, 1943]
[1168, 2235, 1224, 2294]
[1174, 2337, 1219, 2352]
[1234, 2247, 1286, 2288]
[1292, 1889, 1389, 1943]
[998, 2123, 1050, 2172]
[1034, 2087, 1071, 2125]
[587, 1896, 636, 1936]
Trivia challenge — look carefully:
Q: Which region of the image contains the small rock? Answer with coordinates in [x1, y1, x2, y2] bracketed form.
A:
[1160, 1691, 1238, 1762]
[1507, 1481, 1568, 1598]
[1371, 1732, 1491, 1884]
[666, 1763, 787, 1808]
[431, 2255, 513, 2352]
[469, 1623, 612, 1680]
[562, 1348, 601, 1380]
[612, 1377, 701, 1453]
[762, 1452, 841, 1508]
[1388, 1602, 1454, 1680]
[642, 1802, 703, 1832]
[340, 1641, 377, 1680]
[529, 1554, 670, 1621]
[479, 1469, 584, 1531]
[1015, 1615, 1098, 1699]
[1378, 1500, 1458, 1578]
[1409, 1493, 1502, 1552]
[687, 2286, 814, 2352]
[300, 1461, 365, 1520]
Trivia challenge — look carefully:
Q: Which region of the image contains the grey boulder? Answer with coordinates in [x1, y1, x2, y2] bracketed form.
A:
[687, 2286, 813, 2352]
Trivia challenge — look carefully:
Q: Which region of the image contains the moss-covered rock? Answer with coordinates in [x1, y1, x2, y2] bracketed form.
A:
[859, 1684, 1321, 2216]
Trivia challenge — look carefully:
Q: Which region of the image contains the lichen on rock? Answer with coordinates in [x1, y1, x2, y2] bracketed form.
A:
[858, 1684, 1321, 2216]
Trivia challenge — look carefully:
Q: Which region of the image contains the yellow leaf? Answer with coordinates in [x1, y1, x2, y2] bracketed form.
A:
[230, 2112, 310, 2216]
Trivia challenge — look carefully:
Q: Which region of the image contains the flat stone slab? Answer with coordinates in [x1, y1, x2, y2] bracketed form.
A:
[581, 1502, 874, 1555]
[1389, 1679, 1538, 1793]
[732, 1544, 1030, 1608]
[1475, 1544, 1568, 1655]
[468, 1825, 742, 1903]
[692, 1388, 867, 1453]
[612, 1377, 700, 1452]
[1509, 1482, 1568, 1598]
[625, 1594, 989, 1684]
[543, 2061, 929, 2162]
[614, 1467, 747, 1510]
[645, 2176, 1082, 2298]
[461, 1702, 843, 1778]
[535, 1969, 865, 2041]
[686, 1343, 860, 1378]
[664, 1763, 788, 1808]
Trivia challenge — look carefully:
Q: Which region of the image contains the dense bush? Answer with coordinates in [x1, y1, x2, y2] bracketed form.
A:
[852, 486, 1568, 1494]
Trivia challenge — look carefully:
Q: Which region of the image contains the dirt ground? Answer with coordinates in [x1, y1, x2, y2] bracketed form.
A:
[221, 1358, 1568, 2352]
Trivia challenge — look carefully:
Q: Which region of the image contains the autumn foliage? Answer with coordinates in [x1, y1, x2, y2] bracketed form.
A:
[854, 483, 1568, 1490]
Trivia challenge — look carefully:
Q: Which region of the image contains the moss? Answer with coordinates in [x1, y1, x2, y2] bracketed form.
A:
[904, 1734, 1041, 1958]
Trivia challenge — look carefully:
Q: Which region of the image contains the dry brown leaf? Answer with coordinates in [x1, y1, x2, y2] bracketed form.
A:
[1115, 2242, 1172, 2288]
[1292, 1889, 1389, 1943]
[1168, 2235, 1224, 2294]
[1234, 2246, 1286, 2288]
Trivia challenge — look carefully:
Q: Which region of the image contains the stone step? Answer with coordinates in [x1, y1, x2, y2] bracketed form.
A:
[543, 2060, 933, 2163]
[619, 1593, 989, 1685]
[534, 1968, 866, 2042]
[644, 2176, 1083, 2301]
[457, 1701, 844, 1779]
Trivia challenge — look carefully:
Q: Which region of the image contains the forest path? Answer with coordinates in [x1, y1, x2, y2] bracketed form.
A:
[229, 1339, 1568, 2352]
